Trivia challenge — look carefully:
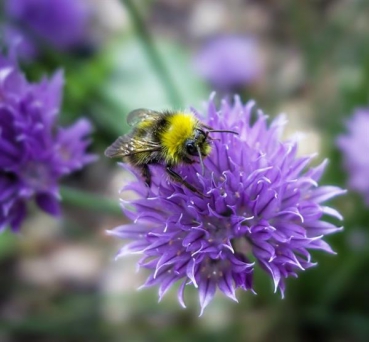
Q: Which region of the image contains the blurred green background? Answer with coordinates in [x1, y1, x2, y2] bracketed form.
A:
[1, 0, 369, 341]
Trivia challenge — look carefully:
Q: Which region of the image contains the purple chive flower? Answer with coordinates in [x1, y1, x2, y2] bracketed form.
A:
[108, 96, 345, 315]
[1, 25, 38, 61]
[194, 36, 263, 91]
[0, 53, 96, 232]
[337, 108, 369, 205]
[3, 0, 90, 55]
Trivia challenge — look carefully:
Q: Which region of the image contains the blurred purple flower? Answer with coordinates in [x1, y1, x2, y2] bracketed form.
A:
[3, 0, 90, 56]
[0, 53, 96, 232]
[108, 95, 345, 315]
[337, 108, 369, 205]
[1, 25, 38, 60]
[194, 36, 263, 91]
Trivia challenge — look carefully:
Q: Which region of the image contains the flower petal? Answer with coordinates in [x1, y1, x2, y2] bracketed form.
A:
[199, 277, 216, 316]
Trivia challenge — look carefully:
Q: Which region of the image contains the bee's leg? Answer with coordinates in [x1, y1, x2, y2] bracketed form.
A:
[166, 166, 207, 197]
[138, 164, 151, 187]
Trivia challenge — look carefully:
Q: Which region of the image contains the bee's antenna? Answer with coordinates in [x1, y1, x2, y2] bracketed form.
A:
[196, 145, 205, 175]
[207, 129, 238, 135]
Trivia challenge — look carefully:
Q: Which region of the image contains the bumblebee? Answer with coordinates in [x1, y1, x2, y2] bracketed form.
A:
[105, 108, 237, 196]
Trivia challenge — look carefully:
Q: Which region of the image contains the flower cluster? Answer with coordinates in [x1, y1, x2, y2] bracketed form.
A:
[337, 108, 369, 205]
[2, 0, 91, 59]
[0, 53, 96, 232]
[194, 36, 262, 91]
[109, 96, 345, 314]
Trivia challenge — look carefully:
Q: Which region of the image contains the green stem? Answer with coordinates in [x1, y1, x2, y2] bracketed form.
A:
[60, 186, 121, 216]
[123, 0, 183, 107]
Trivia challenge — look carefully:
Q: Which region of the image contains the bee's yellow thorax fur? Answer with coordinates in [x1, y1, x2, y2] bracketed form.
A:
[160, 112, 197, 163]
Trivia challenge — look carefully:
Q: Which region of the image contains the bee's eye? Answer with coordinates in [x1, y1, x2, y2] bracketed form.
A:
[186, 142, 197, 155]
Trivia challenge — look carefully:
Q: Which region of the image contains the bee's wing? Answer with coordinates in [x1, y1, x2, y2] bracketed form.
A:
[105, 134, 161, 158]
[126, 108, 161, 127]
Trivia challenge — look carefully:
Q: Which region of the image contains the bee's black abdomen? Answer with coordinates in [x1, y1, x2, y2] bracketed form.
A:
[140, 164, 151, 187]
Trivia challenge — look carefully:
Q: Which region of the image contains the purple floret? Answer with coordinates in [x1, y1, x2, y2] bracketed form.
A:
[3, 0, 90, 58]
[109, 95, 345, 315]
[337, 108, 369, 205]
[0, 53, 96, 232]
[194, 36, 262, 91]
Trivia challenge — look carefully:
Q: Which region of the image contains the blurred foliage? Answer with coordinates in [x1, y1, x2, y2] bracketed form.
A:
[1, 0, 369, 341]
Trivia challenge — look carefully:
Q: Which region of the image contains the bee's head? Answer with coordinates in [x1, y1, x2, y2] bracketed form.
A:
[183, 129, 211, 176]
[185, 129, 211, 158]
[185, 127, 238, 175]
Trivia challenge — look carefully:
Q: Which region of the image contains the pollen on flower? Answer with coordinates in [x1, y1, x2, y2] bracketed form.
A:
[108, 95, 345, 315]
